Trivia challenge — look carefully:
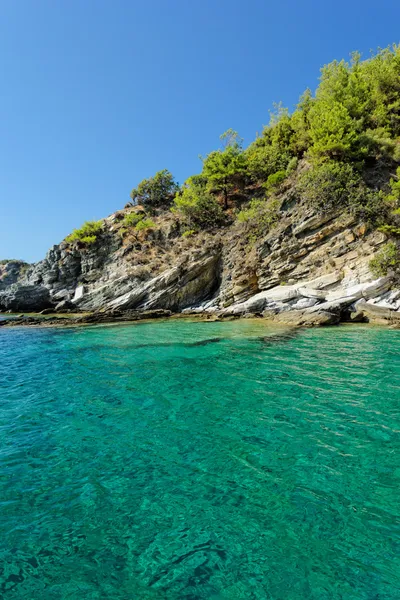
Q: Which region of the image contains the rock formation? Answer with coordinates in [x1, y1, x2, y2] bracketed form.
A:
[1, 190, 399, 326]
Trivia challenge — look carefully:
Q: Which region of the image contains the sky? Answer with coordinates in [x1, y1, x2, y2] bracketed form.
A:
[1, 0, 400, 263]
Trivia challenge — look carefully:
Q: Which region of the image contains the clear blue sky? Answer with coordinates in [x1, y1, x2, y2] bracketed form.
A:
[1, 0, 400, 263]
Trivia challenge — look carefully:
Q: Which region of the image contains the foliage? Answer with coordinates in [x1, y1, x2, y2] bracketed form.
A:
[246, 107, 295, 181]
[122, 212, 145, 228]
[120, 212, 155, 236]
[0, 259, 27, 265]
[286, 156, 299, 175]
[237, 198, 280, 240]
[386, 166, 400, 204]
[125, 45, 400, 238]
[298, 161, 363, 212]
[265, 170, 286, 191]
[181, 229, 196, 238]
[65, 221, 103, 245]
[245, 45, 400, 184]
[369, 242, 400, 276]
[202, 130, 247, 209]
[297, 160, 386, 224]
[130, 169, 179, 210]
[173, 176, 225, 229]
[134, 218, 156, 231]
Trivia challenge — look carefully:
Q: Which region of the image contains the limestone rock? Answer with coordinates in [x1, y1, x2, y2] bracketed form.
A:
[55, 299, 75, 312]
[273, 309, 339, 327]
[0, 284, 52, 312]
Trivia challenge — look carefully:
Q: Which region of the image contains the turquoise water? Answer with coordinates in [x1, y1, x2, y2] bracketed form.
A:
[1, 320, 400, 599]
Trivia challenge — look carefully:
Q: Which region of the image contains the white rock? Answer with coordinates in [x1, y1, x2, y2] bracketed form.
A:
[302, 272, 342, 289]
[292, 297, 318, 309]
[326, 277, 391, 302]
[72, 285, 85, 302]
[297, 287, 327, 299]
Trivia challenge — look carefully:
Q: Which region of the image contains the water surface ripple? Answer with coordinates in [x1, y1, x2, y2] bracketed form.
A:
[1, 320, 400, 599]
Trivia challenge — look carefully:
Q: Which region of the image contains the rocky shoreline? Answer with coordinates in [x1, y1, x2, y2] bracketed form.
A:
[2, 191, 400, 328]
[2, 293, 400, 329]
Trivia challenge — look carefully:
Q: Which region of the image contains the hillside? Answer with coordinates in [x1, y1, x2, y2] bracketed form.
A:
[2, 45, 400, 326]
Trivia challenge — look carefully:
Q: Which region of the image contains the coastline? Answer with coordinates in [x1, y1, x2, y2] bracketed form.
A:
[2, 303, 400, 330]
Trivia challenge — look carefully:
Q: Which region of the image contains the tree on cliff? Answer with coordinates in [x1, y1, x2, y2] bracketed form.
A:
[202, 130, 247, 209]
[130, 169, 179, 210]
[173, 175, 225, 230]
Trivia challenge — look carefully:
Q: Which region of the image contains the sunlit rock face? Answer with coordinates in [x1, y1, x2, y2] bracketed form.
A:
[1, 194, 398, 322]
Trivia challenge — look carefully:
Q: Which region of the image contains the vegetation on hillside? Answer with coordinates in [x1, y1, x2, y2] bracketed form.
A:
[65, 221, 103, 246]
[127, 45, 400, 244]
[369, 242, 400, 276]
[119, 211, 156, 237]
[0, 259, 28, 265]
[129, 169, 179, 210]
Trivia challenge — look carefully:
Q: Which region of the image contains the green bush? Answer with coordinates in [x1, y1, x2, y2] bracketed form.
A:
[173, 177, 225, 229]
[135, 218, 156, 231]
[122, 212, 145, 228]
[181, 229, 196, 238]
[298, 161, 365, 213]
[243, 45, 400, 189]
[265, 170, 286, 191]
[386, 167, 400, 205]
[130, 169, 179, 210]
[286, 156, 299, 175]
[246, 108, 295, 182]
[120, 212, 155, 235]
[65, 221, 103, 245]
[369, 242, 399, 276]
[0, 259, 27, 265]
[237, 198, 280, 239]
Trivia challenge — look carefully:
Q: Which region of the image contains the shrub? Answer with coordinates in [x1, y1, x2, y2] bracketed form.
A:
[245, 46, 400, 187]
[377, 224, 400, 236]
[265, 170, 287, 191]
[286, 156, 299, 175]
[386, 167, 400, 205]
[237, 198, 280, 239]
[298, 161, 365, 213]
[246, 108, 295, 182]
[0, 259, 27, 265]
[130, 169, 179, 210]
[120, 212, 156, 236]
[134, 218, 156, 231]
[369, 242, 399, 276]
[173, 177, 225, 229]
[65, 221, 103, 245]
[182, 229, 196, 238]
[122, 212, 145, 228]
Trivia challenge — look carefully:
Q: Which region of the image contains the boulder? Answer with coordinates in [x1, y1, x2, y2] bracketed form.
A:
[55, 299, 75, 312]
[273, 309, 339, 327]
[351, 299, 400, 324]
[306, 295, 360, 314]
[72, 285, 85, 303]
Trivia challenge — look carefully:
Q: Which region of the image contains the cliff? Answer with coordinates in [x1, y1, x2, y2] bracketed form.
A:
[1, 166, 399, 327]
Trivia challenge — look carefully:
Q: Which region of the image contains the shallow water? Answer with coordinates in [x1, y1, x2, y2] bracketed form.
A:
[1, 320, 400, 599]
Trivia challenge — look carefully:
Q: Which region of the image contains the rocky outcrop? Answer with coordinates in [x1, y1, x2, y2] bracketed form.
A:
[0, 284, 52, 312]
[1, 191, 399, 325]
[0, 261, 28, 290]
